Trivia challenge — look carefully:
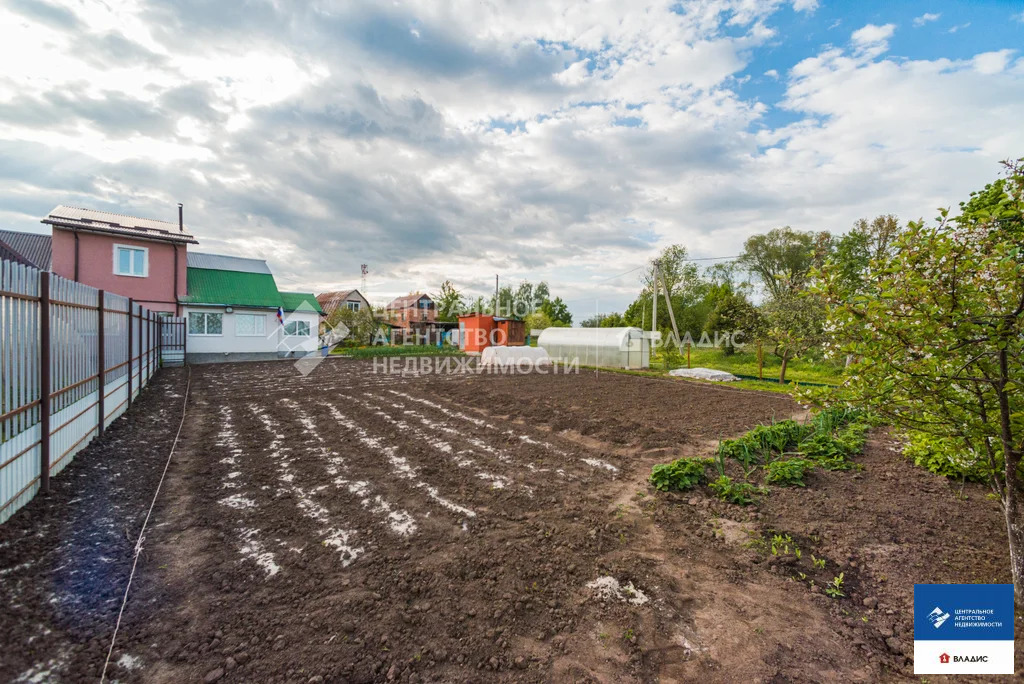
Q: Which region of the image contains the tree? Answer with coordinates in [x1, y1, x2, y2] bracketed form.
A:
[540, 297, 572, 326]
[524, 310, 552, 335]
[830, 215, 903, 300]
[643, 244, 702, 300]
[329, 306, 386, 346]
[704, 290, 760, 355]
[738, 227, 832, 301]
[433, 280, 464, 322]
[758, 291, 826, 382]
[580, 312, 625, 328]
[819, 160, 1024, 603]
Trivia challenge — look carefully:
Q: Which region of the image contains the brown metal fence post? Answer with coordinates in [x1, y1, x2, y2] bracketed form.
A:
[127, 299, 133, 408]
[137, 303, 142, 393]
[97, 289, 105, 436]
[39, 271, 51, 494]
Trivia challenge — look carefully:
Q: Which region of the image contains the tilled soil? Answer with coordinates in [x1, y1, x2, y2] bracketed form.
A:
[0, 359, 1018, 682]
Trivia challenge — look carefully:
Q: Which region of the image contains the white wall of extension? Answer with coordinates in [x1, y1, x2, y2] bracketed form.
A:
[182, 306, 321, 357]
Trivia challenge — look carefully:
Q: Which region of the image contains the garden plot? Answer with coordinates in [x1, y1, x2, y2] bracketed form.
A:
[2, 358, 1016, 683]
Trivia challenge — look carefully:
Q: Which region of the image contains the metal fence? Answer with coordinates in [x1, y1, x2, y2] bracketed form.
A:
[0, 257, 178, 523]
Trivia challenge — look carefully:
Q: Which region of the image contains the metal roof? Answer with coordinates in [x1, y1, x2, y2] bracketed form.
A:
[180, 268, 284, 309]
[187, 251, 272, 274]
[316, 289, 369, 314]
[280, 291, 324, 314]
[0, 229, 52, 270]
[42, 205, 198, 245]
[387, 293, 432, 309]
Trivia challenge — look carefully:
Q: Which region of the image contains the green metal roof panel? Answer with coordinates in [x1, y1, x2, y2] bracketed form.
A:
[280, 291, 324, 313]
[181, 268, 284, 308]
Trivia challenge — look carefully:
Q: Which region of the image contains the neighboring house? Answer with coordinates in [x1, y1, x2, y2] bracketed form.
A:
[386, 293, 436, 330]
[179, 252, 322, 364]
[40, 205, 196, 314]
[317, 289, 371, 318]
[385, 293, 456, 344]
[0, 229, 53, 270]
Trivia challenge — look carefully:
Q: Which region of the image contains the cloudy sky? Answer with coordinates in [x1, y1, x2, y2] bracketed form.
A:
[1, 0, 1022, 319]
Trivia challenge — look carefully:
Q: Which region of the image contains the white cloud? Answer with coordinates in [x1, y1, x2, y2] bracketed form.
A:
[913, 13, 941, 27]
[791, 0, 819, 12]
[0, 1, 1021, 319]
[973, 50, 1015, 75]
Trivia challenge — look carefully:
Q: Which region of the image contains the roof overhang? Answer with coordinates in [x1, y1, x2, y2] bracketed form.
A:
[44, 218, 199, 245]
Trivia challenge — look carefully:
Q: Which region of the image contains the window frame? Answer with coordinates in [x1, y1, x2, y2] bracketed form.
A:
[188, 311, 224, 336]
[284, 320, 311, 337]
[113, 244, 149, 278]
[235, 312, 266, 337]
[346, 300, 361, 311]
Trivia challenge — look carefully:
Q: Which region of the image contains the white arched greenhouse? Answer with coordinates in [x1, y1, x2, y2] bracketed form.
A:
[536, 327, 653, 370]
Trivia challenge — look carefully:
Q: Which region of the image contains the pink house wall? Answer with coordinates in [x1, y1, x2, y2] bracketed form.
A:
[51, 229, 187, 313]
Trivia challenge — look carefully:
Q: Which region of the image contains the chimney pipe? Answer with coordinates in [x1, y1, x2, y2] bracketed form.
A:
[178, 203, 184, 232]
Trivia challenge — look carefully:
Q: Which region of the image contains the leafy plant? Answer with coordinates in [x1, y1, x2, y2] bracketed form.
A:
[811, 555, 826, 570]
[825, 573, 845, 599]
[770, 533, 793, 555]
[718, 420, 811, 466]
[649, 457, 714, 492]
[902, 430, 993, 482]
[765, 458, 815, 486]
[709, 476, 766, 505]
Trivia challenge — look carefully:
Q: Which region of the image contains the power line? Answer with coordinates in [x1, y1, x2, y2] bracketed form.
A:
[593, 255, 739, 284]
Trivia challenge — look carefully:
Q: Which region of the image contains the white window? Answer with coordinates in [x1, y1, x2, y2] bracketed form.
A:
[189, 312, 223, 336]
[284, 320, 310, 337]
[235, 313, 266, 337]
[114, 245, 148, 277]
[346, 301, 360, 311]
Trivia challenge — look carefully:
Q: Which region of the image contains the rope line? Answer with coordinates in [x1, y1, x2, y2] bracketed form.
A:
[100, 364, 192, 683]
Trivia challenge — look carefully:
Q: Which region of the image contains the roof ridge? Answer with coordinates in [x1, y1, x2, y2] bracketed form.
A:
[55, 204, 178, 226]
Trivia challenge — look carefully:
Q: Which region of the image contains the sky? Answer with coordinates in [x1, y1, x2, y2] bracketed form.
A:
[1, 0, 1022, 321]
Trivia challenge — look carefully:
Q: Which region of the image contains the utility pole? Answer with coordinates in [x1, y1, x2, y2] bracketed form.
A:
[658, 266, 683, 370]
[494, 274, 499, 316]
[651, 260, 658, 342]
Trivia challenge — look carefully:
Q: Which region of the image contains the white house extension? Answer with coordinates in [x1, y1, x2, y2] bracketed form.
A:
[179, 252, 323, 364]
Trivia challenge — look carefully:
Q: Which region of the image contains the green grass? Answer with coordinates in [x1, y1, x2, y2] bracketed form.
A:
[654, 347, 842, 386]
[330, 344, 465, 359]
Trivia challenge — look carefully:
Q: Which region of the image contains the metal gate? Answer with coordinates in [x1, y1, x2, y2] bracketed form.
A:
[160, 316, 187, 367]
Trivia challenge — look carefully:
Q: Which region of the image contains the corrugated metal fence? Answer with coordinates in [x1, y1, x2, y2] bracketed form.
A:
[0, 257, 183, 524]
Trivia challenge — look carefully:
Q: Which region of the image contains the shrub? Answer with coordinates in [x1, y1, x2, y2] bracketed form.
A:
[765, 458, 815, 486]
[650, 457, 713, 492]
[902, 431, 994, 482]
[708, 475, 766, 505]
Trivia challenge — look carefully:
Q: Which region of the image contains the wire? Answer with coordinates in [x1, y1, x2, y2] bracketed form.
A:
[100, 364, 192, 683]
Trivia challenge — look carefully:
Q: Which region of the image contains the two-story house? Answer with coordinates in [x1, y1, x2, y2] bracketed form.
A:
[40, 205, 197, 314]
[386, 293, 436, 329]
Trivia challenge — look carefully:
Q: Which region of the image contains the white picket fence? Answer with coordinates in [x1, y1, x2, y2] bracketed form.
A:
[0, 258, 171, 524]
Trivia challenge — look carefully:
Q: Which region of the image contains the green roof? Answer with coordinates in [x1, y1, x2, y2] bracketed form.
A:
[181, 268, 284, 309]
[280, 291, 323, 314]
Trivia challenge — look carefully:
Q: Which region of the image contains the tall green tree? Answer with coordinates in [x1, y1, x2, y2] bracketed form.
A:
[820, 160, 1024, 602]
[830, 215, 903, 300]
[432, 280, 465, 322]
[738, 227, 832, 301]
[541, 297, 572, 326]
